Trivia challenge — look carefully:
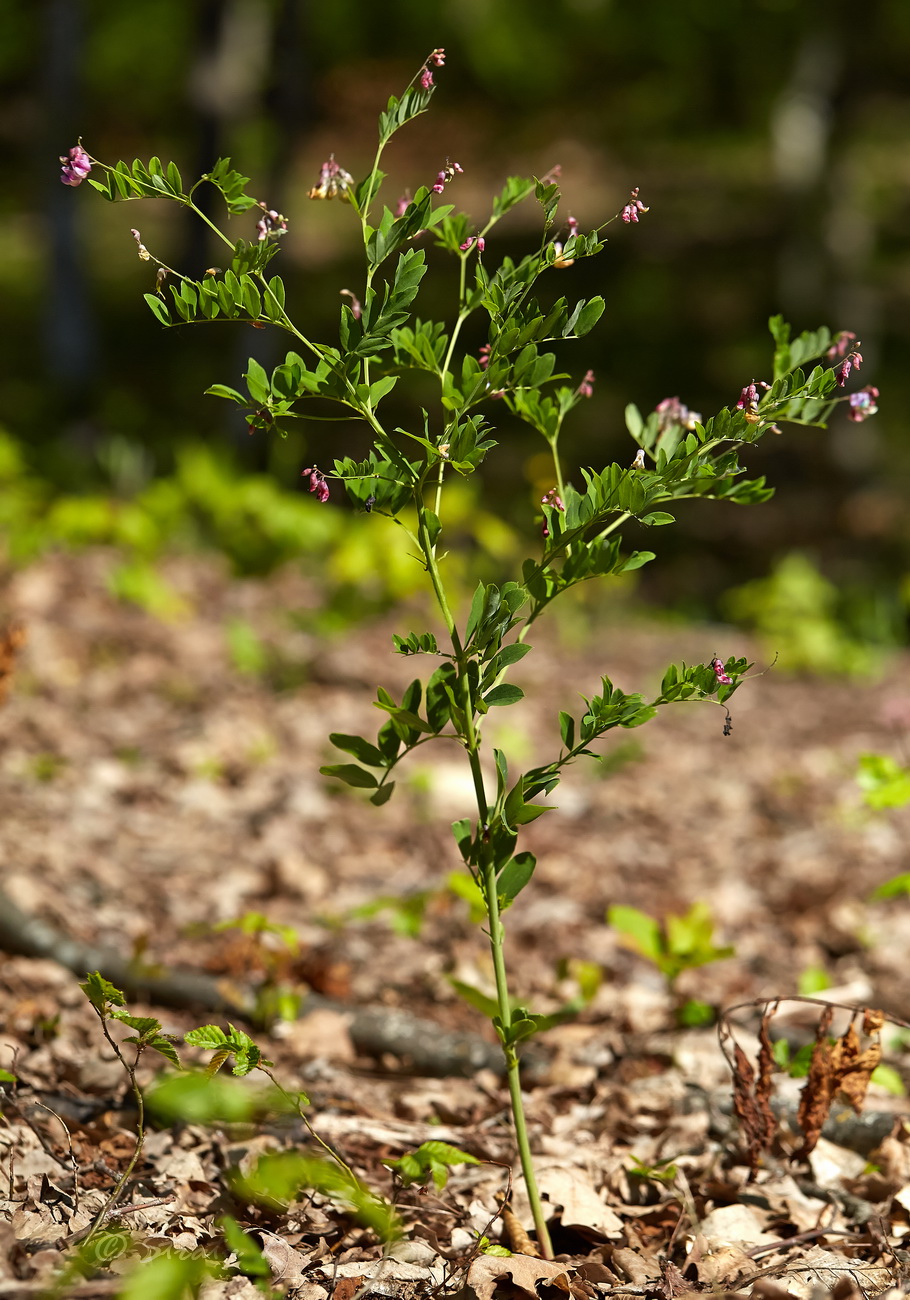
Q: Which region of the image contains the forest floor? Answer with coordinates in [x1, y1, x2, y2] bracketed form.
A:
[2, 549, 910, 1298]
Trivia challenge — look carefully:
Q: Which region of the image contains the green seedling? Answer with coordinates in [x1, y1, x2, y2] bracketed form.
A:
[608, 900, 734, 989]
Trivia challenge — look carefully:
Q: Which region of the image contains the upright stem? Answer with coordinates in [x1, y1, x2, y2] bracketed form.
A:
[418, 504, 553, 1258]
[478, 855, 554, 1259]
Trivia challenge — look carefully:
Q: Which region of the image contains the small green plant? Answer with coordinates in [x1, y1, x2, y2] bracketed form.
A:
[64, 975, 400, 1295]
[384, 1139, 481, 1190]
[608, 901, 734, 990]
[67, 46, 877, 1257]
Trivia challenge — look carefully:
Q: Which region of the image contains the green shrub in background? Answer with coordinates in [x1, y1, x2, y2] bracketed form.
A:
[723, 550, 901, 677]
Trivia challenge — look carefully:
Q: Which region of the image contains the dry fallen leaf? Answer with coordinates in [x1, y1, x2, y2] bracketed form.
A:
[466, 1253, 576, 1300]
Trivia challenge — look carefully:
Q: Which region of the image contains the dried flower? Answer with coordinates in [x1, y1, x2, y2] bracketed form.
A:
[631, 448, 646, 469]
[60, 144, 92, 187]
[711, 657, 734, 686]
[621, 187, 648, 224]
[340, 289, 362, 320]
[308, 155, 353, 202]
[551, 241, 575, 269]
[847, 385, 880, 422]
[577, 370, 595, 399]
[129, 228, 151, 261]
[301, 466, 330, 503]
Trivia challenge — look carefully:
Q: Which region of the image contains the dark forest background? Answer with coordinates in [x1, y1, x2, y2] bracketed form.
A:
[5, 0, 910, 624]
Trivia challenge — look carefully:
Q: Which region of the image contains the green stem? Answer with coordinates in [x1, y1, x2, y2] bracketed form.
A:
[414, 500, 553, 1258]
[82, 1030, 146, 1248]
[478, 855, 554, 1259]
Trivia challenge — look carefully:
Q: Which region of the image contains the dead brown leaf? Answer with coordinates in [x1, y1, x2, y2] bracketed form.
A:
[725, 1008, 777, 1175]
[796, 1008, 883, 1159]
[466, 1254, 577, 1300]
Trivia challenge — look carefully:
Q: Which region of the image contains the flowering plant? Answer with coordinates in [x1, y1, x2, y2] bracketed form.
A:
[64, 49, 877, 1257]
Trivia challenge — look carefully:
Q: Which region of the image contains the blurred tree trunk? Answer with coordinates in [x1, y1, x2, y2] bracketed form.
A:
[42, 0, 98, 425]
[186, 0, 312, 459]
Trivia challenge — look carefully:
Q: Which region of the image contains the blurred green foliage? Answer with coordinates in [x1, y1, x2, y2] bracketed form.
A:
[724, 551, 902, 677]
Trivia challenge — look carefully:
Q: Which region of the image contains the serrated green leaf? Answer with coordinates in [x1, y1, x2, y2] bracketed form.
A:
[184, 1025, 230, 1050]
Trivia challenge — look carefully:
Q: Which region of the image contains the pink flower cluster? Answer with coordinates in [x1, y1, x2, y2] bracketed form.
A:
[301, 466, 330, 503]
[576, 370, 595, 399]
[420, 48, 445, 89]
[834, 345, 863, 387]
[847, 386, 880, 422]
[540, 487, 565, 538]
[460, 235, 485, 253]
[60, 144, 91, 187]
[711, 657, 733, 686]
[432, 159, 463, 194]
[654, 397, 701, 432]
[621, 187, 648, 224]
[308, 155, 353, 202]
[255, 201, 288, 241]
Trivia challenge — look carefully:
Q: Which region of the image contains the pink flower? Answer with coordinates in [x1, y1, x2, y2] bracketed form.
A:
[711, 657, 734, 686]
[460, 235, 485, 253]
[736, 382, 760, 411]
[540, 487, 565, 538]
[394, 190, 412, 217]
[847, 386, 879, 422]
[301, 467, 330, 503]
[577, 370, 595, 399]
[255, 201, 288, 241]
[420, 67, 434, 90]
[827, 331, 857, 362]
[566, 215, 579, 238]
[429, 49, 445, 67]
[655, 397, 701, 432]
[60, 144, 92, 186]
[478, 344, 491, 370]
[340, 289, 362, 320]
[621, 187, 649, 224]
[432, 159, 463, 194]
[835, 349, 863, 387]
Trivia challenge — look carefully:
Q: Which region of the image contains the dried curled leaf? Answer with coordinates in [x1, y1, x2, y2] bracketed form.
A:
[795, 1007, 883, 1159]
[727, 1007, 777, 1175]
